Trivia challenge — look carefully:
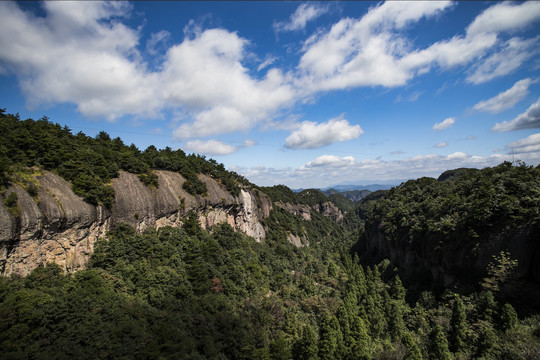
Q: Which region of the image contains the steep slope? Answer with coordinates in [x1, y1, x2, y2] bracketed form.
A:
[362, 162, 540, 290]
[0, 169, 271, 276]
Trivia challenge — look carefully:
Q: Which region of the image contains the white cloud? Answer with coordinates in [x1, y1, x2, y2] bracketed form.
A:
[506, 133, 540, 154]
[472, 78, 532, 113]
[243, 139, 256, 147]
[274, 3, 329, 32]
[432, 117, 455, 131]
[285, 115, 363, 149]
[467, 37, 540, 84]
[298, 1, 540, 94]
[492, 97, 540, 132]
[240, 152, 540, 189]
[466, 1, 540, 36]
[434, 141, 448, 148]
[146, 30, 171, 56]
[301, 155, 355, 168]
[0, 1, 295, 134]
[257, 55, 277, 72]
[184, 139, 238, 155]
[297, 1, 454, 92]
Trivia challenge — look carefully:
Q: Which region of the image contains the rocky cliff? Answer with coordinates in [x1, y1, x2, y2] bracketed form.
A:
[0, 170, 272, 276]
[363, 220, 540, 289]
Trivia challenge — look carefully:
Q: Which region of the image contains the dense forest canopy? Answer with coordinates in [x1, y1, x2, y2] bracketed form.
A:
[1, 110, 540, 359]
[0, 109, 249, 207]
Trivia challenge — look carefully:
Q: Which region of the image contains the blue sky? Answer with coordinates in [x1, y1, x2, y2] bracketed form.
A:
[1, 1, 540, 188]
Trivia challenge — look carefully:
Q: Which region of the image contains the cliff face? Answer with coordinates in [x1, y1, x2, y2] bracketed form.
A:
[364, 220, 540, 288]
[0, 170, 272, 276]
[275, 200, 344, 222]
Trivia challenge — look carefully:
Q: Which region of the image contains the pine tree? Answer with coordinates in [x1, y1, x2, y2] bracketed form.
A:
[430, 325, 452, 360]
[500, 303, 518, 332]
[479, 291, 497, 323]
[387, 300, 405, 342]
[402, 332, 423, 360]
[293, 326, 319, 360]
[349, 316, 370, 359]
[450, 294, 467, 353]
[318, 313, 340, 359]
[476, 321, 497, 358]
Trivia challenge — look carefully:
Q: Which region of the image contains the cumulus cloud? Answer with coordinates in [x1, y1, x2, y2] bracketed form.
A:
[274, 3, 329, 32]
[297, 1, 454, 92]
[506, 133, 540, 154]
[432, 117, 455, 131]
[298, 1, 540, 94]
[2, 0, 540, 145]
[434, 141, 448, 148]
[492, 97, 540, 132]
[472, 78, 532, 113]
[0, 1, 295, 134]
[184, 139, 238, 156]
[301, 155, 355, 168]
[285, 115, 363, 149]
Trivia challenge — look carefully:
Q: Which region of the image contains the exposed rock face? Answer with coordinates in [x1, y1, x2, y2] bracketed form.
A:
[363, 220, 540, 288]
[275, 201, 344, 223]
[0, 170, 272, 276]
[275, 202, 312, 221]
[311, 201, 343, 222]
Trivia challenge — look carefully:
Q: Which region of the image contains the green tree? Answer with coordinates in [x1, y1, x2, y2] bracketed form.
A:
[481, 251, 518, 293]
[293, 326, 319, 360]
[318, 313, 341, 359]
[450, 294, 467, 353]
[476, 321, 497, 358]
[500, 303, 518, 332]
[430, 325, 452, 360]
[402, 332, 423, 360]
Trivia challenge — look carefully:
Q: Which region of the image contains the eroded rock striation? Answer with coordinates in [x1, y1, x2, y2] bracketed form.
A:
[0, 170, 272, 276]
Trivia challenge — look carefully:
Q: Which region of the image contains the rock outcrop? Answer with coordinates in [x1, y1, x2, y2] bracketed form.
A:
[275, 201, 344, 222]
[0, 170, 272, 276]
[363, 220, 540, 289]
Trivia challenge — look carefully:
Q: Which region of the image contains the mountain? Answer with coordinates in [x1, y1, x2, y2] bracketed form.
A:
[323, 184, 396, 192]
[324, 189, 372, 202]
[362, 163, 540, 308]
[1, 110, 540, 359]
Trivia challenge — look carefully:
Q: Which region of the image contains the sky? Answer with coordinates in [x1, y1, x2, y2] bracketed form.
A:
[1, 1, 540, 189]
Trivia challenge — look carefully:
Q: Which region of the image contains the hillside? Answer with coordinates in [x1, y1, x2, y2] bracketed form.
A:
[363, 162, 540, 302]
[1, 111, 540, 359]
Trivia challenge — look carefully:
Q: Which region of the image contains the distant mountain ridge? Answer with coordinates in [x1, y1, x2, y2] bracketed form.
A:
[293, 183, 394, 194]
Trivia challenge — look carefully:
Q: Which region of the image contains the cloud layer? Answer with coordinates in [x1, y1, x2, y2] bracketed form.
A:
[242, 151, 540, 188]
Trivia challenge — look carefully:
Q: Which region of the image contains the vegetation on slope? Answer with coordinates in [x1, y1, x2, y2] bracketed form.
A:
[0, 109, 249, 207]
[368, 161, 539, 239]
[1, 217, 539, 359]
[1, 107, 540, 358]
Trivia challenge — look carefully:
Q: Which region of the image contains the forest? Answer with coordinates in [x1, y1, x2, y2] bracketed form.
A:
[1, 111, 540, 359]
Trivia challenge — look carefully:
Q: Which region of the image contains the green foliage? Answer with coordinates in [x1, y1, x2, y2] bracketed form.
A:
[3, 191, 17, 208]
[1, 219, 540, 358]
[500, 303, 518, 332]
[0, 109, 249, 206]
[430, 325, 452, 360]
[366, 162, 539, 289]
[450, 294, 468, 353]
[481, 251, 518, 293]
